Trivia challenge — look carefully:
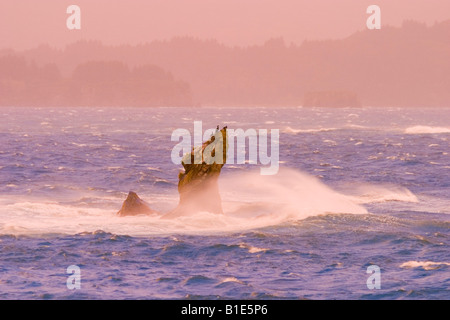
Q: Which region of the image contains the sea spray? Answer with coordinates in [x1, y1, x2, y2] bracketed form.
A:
[0, 168, 369, 236]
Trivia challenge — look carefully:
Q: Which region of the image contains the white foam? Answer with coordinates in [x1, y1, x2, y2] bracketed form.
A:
[239, 243, 269, 253]
[0, 168, 368, 236]
[107, 166, 122, 171]
[400, 261, 450, 270]
[405, 126, 450, 134]
[343, 184, 418, 204]
[218, 277, 245, 285]
[282, 126, 337, 134]
[71, 142, 87, 147]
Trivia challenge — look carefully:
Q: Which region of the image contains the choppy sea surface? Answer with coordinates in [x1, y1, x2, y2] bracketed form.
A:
[0, 106, 448, 300]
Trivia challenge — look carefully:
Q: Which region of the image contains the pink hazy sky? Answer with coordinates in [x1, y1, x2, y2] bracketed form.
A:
[1, 0, 449, 50]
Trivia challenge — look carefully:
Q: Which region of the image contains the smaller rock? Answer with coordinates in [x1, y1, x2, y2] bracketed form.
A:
[117, 191, 157, 216]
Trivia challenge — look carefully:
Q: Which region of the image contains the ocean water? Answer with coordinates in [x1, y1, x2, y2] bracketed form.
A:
[0, 106, 448, 300]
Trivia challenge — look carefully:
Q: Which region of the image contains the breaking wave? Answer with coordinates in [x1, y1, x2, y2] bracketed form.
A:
[405, 126, 450, 134]
[282, 127, 337, 134]
[0, 168, 421, 237]
[400, 261, 450, 270]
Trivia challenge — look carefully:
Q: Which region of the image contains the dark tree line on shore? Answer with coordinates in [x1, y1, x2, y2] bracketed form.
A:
[1, 19, 449, 107]
[0, 56, 192, 107]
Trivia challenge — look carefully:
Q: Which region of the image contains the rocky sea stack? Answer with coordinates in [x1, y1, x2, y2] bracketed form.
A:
[117, 126, 228, 217]
[117, 191, 156, 216]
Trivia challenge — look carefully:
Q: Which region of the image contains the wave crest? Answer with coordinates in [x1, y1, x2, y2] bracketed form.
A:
[405, 126, 450, 134]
